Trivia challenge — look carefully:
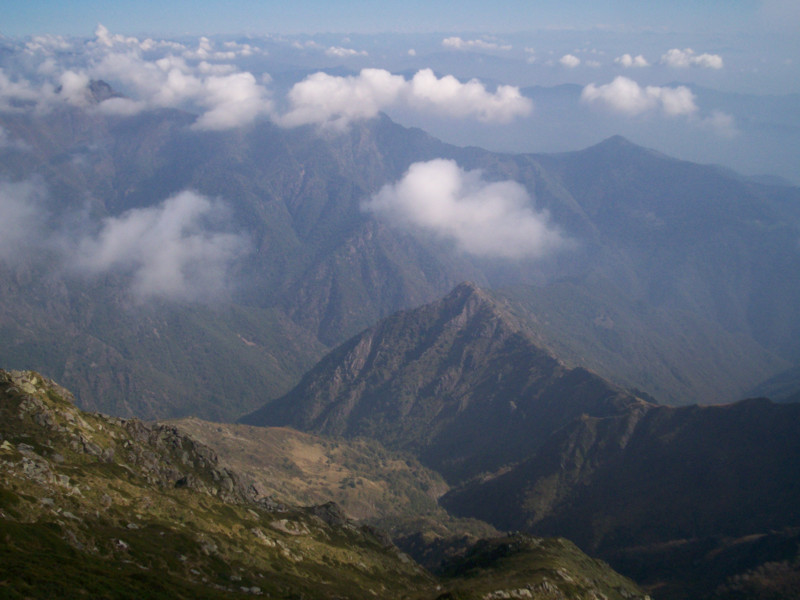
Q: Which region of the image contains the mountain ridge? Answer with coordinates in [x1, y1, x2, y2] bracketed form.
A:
[441, 395, 800, 599]
[2, 102, 799, 418]
[0, 367, 650, 600]
[243, 281, 647, 483]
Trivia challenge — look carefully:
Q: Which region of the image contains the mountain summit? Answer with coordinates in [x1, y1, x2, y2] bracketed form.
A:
[243, 282, 645, 482]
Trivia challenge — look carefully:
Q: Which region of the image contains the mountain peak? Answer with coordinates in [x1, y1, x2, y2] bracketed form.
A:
[450, 280, 482, 296]
[602, 134, 632, 146]
[244, 284, 640, 482]
[589, 135, 641, 153]
[439, 281, 499, 318]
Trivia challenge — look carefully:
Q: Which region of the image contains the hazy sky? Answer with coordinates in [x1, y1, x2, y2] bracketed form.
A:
[1, 1, 798, 182]
[4, 0, 796, 37]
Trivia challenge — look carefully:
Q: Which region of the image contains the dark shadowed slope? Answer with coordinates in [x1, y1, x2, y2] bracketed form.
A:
[243, 282, 646, 483]
[442, 396, 800, 599]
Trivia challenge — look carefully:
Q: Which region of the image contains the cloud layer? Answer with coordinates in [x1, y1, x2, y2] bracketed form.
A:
[0, 178, 248, 302]
[279, 68, 532, 129]
[581, 76, 698, 116]
[90, 51, 273, 130]
[74, 191, 248, 301]
[363, 159, 564, 259]
[661, 48, 724, 69]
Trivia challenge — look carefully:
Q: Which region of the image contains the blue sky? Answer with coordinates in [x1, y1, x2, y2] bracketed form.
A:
[1, 0, 784, 37]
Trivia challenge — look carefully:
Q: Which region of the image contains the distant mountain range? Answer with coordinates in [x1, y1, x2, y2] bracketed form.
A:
[2, 95, 799, 419]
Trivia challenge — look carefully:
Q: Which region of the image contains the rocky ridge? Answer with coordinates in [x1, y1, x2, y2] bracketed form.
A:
[0, 368, 649, 600]
[243, 282, 647, 483]
[0, 369, 431, 598]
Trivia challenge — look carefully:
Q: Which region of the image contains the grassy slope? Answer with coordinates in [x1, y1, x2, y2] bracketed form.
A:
[0, 370, 434, 599]
[0, 369, 651, 600]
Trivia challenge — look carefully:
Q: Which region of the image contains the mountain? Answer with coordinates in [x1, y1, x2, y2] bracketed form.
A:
[2, 97, 800, 419]
[441, 397, 800, 599]
[0, 104, 482, 419]
[494, 280, 786, 406]
[0, 369, 433, 598]
[435, 534, 649, 600]
[537, 135, 800, 363]
[0, 368, 650, 600]
[243, 282, 646, 483]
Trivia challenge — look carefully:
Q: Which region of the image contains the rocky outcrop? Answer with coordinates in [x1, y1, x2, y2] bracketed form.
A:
[0, 369, 438, 598]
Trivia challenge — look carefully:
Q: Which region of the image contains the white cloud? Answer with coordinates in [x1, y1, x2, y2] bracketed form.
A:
[277, 68, 406, 129]
[24, 34, 75, 55]
[92, 52, 197, 108]
[58, 70, 91, 106]
[90, 47, 273, 129]
[0, 68, 54, 111]
[581, 76, 697, 116]
[0, 175, 249, 301]
[0, 25, 271, 129]
[661, 48, 724, 69]
[183, 36, 236, 61]
[406, 69, 532, 122]
[96, 97, 147, 116]
[0, 28, 526, 132]
[442, 37, 511, 51]
[559, 54, 581, 68]
[181, 37, 260, 61]
[222, 41, 257, 57]
[278, 68, 532, 129]
[191, 72, 271, 131]
[74, 191, 248, 302]
[363, 159, 564, 259]
[615, 54, 649, 68]
[325, 46, 368, 58]
[94, 23, 139, 48]
[196, 61, 238, 75]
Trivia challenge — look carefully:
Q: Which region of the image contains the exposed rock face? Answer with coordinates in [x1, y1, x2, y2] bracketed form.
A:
[244, 282, 646, 482]
[2, 369, 249, 503]
[0, 369, 435, 599]
[0, 368, 649, 600]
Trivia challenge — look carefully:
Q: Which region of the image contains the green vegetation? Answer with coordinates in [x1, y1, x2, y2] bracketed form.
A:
[0, 369, 649, 599]
[438, 535, 647, 600]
